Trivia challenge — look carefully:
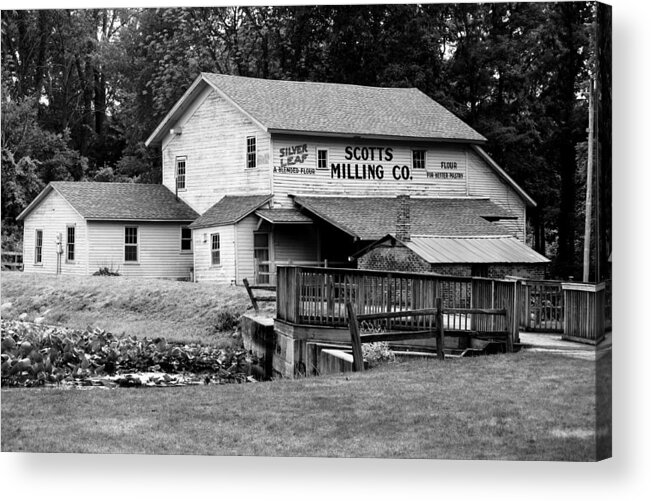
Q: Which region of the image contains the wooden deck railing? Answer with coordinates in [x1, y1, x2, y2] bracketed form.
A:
[242, 278, 276, 312]
[254, 259, 348, 285]
[1, 251, 23, 271]
[347, 298, 512, 371]
[276, 266, 520, 345]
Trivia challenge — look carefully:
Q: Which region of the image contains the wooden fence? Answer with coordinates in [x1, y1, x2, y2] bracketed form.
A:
[516, 279, 564, 333]
[276, 266, 520, 345]
[1, 251, 23, 271]
[562, 282, 606, 344]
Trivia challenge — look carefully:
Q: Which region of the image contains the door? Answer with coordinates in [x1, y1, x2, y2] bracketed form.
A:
[254, 232, 270, 284]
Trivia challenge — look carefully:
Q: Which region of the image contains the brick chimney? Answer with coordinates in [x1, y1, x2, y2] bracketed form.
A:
[395, 195, 411, 242]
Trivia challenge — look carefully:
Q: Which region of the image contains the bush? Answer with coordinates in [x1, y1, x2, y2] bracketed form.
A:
[93, 266, 120, 276]
[213, 310, 239, 332]
[362, 342, 396, 368]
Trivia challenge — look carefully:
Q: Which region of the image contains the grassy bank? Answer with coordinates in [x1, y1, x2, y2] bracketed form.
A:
[1, 351, 607, 460]
[0, 271, 252, 346]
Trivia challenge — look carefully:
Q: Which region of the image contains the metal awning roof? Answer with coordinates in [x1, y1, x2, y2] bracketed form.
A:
[405, 235, 549, 264]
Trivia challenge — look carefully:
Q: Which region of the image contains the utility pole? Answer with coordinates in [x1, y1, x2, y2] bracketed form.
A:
[583, 78, 594, 283]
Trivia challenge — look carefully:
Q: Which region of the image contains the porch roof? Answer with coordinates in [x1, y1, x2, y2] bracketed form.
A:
[255, 209, 313, 224]
[190, 194, 272, 229]
[292, 196, 514, 240]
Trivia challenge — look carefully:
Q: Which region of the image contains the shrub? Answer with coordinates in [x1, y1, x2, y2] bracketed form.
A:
[362, 341, 396, 368]
[93, 266, 120, 276]
[213, 309, 239, 332]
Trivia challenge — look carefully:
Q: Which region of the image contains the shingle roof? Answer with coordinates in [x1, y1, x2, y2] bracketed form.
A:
[201, 73, 486, 142]
[18, 182, 199, 221]
[255, 209, 313, 224]
[404, 236, 549, 264]
[190, 194, 272, 229]
[293, 196, 515, 240]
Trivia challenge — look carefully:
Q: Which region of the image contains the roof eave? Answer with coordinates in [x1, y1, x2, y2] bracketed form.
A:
[292, 197, 360, 239]
[86, 218, 197, 223]
[270, 128, 486, 144]
[471, 145, 537, 208]
[189, 194, 274, 230]
[16, 184, 54, 221]
[145, 75, 209, 147]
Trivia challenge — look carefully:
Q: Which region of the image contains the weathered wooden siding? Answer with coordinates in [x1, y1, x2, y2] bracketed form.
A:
[466, 148, 526, 240]
[271, 136, 468, 207]
[192, 224, 236, 283]
[235, 216, 258, 283]
[22, 190, 88, 275]
[162, 89, 271, 214]
[87, 221, 193, 279]
[273, 225, 318, 262]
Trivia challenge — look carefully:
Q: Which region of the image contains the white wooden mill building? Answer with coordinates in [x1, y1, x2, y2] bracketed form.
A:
[18, 73, 548, 282]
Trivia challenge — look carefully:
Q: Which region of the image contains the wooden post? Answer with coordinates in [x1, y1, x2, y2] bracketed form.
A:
[436, 297, 445, 360]
[346, 302, 364, 372]
[505, 282, 515, 352]
[242, 278, 259, 312]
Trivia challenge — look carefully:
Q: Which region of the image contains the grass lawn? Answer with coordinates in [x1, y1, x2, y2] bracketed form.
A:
[1, 271, 254, 346]
[1, 350, 608, 460]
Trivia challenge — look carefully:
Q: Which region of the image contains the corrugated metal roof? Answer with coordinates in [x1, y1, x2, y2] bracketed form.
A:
[255, 209, 313, 224]
[405, 236, 549, 264]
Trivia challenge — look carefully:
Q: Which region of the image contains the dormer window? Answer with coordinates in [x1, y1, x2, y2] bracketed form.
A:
[176, 156, 186, 190]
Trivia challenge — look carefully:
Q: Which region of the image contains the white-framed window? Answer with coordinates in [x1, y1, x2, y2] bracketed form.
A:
[176, 156, 186, 190]
[181, 226, 192, 252]
[124, 226, 138, 262]
[317, 148, 328, 169]
[34, 229, 43, 264]
[66, 225, 75, 263]
[211, 233, 221, 266]
[246, 136, 257, 168]
[412, 150, 426, 169]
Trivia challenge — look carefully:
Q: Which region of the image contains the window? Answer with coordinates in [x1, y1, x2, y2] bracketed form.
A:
[35, 230, 43, 264]
[211, 233, 220, 266]
[66, 226, 75, 262]
[412, 150, 426, 169]
[181, 226, 192, 252]
[317, 149, 328, 169]
[246, 136, 257, 168]
[176, 157, 186, 190]
[124, 226, 138, 262]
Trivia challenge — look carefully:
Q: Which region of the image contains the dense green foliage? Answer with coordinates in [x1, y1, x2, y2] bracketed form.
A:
[1, 320, 256, 387]
[1, 4, 611, 279]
